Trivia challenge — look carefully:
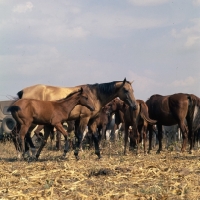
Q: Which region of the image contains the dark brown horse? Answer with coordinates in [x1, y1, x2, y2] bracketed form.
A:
[146, 93, 200, 154]
[109, 98, 157, 155]
[86, 104, 112, 148]
[17, 78, 138, 159]
[8, 88, 95, 158]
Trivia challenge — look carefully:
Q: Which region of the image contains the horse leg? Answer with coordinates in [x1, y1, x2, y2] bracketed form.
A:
[148, 125, 153, 154]
[88, 121, 102, 158]
[124, 124, 129, 155]
[18, 124, 31, 158]
[156, 124, 163, 154]
[35, 125, 52, 160]
[25, 125, 38, 157]
[143, 126, 147, 155]
[139, 123, 147, 155]
[187, 123, 194, 154]
[49, 128, 55, 149]
[56, 131, 61, 150]
[178, 122, 188, 153]
[100, 125, 107, 147]
[53, 123, 69, 157]
[86, 128, 93, 149]
[34, 125, 44, 136]
[73, 118, 90, 159]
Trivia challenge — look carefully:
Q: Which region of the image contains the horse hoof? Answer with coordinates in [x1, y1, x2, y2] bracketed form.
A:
[27, 156, 37, 163]
[156, 150, 161, 154]
[189, 150, 193, 154]
[63, 152, 67, 157]
[95, 151, 101, 158]
[75, 156, 80, 160]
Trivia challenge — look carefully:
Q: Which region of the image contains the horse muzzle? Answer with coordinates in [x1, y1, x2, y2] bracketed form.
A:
[126, 99, 138, 110]
[89, 106, 95, 111]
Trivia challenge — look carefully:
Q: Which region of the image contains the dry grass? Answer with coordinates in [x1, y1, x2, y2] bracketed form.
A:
[0, 139, 200, 200]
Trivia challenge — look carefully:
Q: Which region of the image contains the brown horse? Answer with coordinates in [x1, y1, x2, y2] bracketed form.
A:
[146, 93, 200, 154]
[17, 78, 138, 159]
[8, 88, 95, 158]
[86, 104, 112, 148]
[109, 98, 157, 155]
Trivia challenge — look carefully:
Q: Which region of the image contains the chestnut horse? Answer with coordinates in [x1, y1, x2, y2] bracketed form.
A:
[109, 98, 157, 155]
[146, 93, 200, 154]
[17, 78, 137, 159]
[8, 88, 95, 158]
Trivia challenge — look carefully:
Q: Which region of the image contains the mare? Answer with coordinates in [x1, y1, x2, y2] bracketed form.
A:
[146, 93, 200, 154]
[16, 78, 138, 159]
[8, 88, 95, 158]
[109, 98, 157, 155]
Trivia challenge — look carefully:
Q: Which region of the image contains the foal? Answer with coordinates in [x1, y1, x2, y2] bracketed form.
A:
[8, 88, 95, 159]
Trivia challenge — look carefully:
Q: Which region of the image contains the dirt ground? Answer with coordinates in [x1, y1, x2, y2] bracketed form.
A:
[0, 139, 200, 200]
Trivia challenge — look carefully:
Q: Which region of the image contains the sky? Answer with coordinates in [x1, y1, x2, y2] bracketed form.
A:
[0, 0, 200, 101]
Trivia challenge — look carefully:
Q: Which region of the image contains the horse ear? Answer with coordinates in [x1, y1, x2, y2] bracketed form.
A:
[130, 80, 134, 84]
[123, 78, 127, 85]
[80, 87, 83, 93]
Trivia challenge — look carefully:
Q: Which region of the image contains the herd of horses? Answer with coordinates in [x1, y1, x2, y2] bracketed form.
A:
[7, 78, 200, 161]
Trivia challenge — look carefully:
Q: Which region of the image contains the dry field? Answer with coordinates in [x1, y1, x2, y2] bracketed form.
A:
[0, 139, 200, 200]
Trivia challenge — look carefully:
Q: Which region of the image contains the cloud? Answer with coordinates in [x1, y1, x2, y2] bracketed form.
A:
[127, 0, 169, 6]
[13, 2, 33, 13]
[127, 71, 163, 99]
[79, 13, 166, 39]
[170, 76, 195, 87]
[171, 18, 200, 49]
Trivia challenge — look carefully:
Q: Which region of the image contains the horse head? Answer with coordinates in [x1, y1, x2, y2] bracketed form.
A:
[78, 87, 95, 112]
[116, 78, 138, 110]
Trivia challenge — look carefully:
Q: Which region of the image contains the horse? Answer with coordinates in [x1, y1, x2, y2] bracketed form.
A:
[146, 93, 200, 154]
[108, 98, 157, 155]
[85, 104, 112, 148]
[16, 78, 138, 159]
[8, 88, 95, 158]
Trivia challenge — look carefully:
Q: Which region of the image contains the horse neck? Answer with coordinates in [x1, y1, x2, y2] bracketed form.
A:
[60, 94, 80, 112]
[116, 102, 124, 112]
[89, 81, 124, 108]
[95, 87, 118, 107]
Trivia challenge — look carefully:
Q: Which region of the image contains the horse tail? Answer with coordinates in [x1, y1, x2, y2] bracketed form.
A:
[7, 106, 24, 125]
[140, 101, 157, 125]
[17, 90, 23, 99]
[188, 94, 200, 107]
[7, 106, 21, 113]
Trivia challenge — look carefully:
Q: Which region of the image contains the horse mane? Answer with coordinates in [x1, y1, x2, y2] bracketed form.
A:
[90, 81, 122, 96]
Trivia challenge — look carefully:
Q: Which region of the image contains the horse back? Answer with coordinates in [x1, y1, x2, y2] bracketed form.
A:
[18, 84, 81, 101]
[146, 94, 178, 125]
